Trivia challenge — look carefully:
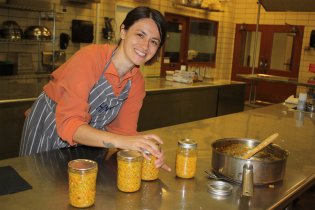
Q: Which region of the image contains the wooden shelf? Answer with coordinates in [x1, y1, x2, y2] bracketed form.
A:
[175, 3, 223, 12]
[0, 38, 53, 44]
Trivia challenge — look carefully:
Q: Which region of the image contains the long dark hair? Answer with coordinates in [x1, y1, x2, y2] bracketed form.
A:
[118, 6, 166, 65]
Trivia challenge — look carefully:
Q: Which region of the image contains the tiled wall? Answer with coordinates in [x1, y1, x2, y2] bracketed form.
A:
[1, 0, 315, 93]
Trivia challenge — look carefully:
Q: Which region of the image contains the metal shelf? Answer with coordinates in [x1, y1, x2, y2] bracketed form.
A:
[0, 3, 53, 12]
[0, 3, 56, 72]
[175, 3, 223, 12]
[0, 38, 53, 44]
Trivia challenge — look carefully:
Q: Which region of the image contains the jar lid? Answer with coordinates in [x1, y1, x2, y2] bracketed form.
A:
[178, 139, 197, 148]
[68, 159, 97, 171]
[207, 180, 233, 196]
[117, 150, 142, 160]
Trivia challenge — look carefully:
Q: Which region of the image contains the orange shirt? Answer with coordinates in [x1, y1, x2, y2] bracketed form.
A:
[44, 44, 145, 144]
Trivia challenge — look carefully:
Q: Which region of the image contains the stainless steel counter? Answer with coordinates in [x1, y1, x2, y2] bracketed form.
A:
[144, 78, 244, 92]
[1, 103, 314, 210]
[237, 73, 315, 88]
[0, 76, 243, 101]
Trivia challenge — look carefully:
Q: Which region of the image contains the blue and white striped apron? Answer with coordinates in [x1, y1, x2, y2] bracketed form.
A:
[19, 54, 131, 156]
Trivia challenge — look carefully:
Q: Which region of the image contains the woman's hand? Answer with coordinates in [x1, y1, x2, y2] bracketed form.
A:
[115, 134, 161, 155]
[154, 149, 172, 172]
[115, 134, 171, 172]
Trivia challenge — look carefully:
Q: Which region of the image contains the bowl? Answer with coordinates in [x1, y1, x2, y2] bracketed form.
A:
[1, 20, 23, 40]
[24, 25, 51, 40]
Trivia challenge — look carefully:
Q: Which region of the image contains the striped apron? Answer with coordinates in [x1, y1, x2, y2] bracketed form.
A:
[19, 54, 131, 156]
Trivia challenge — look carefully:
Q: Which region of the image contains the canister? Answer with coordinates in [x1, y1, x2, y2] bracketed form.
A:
[117, 150, 143, 192]
[141, 149, 159, 181]
[176, 138, 198, 178]
[68, 159, 98, 208]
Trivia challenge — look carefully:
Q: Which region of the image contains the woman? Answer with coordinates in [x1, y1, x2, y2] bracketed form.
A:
[19, 6, 170, 171]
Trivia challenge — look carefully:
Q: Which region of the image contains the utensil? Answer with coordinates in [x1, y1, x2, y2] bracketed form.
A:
[204, 170, 239, 184]
[242, 133, 279, 159]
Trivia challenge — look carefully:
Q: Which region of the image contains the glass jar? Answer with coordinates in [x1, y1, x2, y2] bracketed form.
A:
[176, 139, 198, 178]
[141, 149, 159, 181]
[117, 150, 143, 192]
[68, 159, 98, 208]
[297, 93, 307, 111]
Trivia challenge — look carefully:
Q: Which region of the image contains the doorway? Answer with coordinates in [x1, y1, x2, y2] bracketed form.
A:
[231, 24, 304, 103]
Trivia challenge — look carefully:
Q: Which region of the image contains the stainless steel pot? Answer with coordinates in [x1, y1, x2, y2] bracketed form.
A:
[1, 20, 23, 40]
[211, 138, 288, 186]
[24, 25, 51, 40]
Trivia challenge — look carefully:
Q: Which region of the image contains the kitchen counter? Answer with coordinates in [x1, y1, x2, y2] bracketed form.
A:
[1, 103, 314, 210]
[237, 73, 315, 88]
[0, 75, 243, 101]
[144, 77, 244, 92]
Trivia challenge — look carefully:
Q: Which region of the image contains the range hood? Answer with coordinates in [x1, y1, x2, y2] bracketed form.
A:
[260, 0, 315, 12]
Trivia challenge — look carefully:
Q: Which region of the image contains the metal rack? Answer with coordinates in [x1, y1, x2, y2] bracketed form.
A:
[0, 3, 56, 73]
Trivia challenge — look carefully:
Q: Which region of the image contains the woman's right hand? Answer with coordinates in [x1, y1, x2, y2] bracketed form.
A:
[115, 134, 171, 172]
[115, 134, 163, 157]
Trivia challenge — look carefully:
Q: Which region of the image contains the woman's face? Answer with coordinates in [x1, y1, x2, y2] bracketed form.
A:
[120, 18, 161, 66]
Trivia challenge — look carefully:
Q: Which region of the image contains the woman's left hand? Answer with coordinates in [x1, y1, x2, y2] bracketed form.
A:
[154, 149, 171, 172]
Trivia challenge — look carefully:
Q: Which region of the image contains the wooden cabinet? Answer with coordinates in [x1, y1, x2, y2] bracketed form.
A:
[160, 13, 218, 77]
[138, 87, 218, 131]
[217, 84, 246, 116]
[160, 14, 188, 76]
[187, 18, 218, 65]
[138, 83, 245, 131]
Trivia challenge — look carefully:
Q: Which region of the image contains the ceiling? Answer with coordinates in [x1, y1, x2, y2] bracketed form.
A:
[260, 0, 315, 12]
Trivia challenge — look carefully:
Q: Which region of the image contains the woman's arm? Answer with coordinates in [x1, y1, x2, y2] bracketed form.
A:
[74, 124, 171, 171]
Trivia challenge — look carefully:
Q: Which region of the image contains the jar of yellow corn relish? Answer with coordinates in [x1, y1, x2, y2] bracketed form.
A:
[176, 139, 198, 179]
[141, 149, 159, 181]
[68, 159, 98, 208]
[117, 150, 143, 192]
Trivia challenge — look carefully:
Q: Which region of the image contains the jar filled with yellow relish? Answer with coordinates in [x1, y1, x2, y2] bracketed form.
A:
[68, 159, 98, 208]
[176, 139, 198, 179]
[117, 150, 143, 192]
[141, 149, 159, 181]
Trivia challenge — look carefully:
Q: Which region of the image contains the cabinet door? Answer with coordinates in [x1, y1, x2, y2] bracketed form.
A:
[138, 88, 218, 131]
[188, 18, 218, 66]
[217, 84, 245, 116]
[160, 14, 187, 77]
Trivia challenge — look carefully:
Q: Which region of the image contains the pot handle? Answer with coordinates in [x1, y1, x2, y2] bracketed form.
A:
[241, 163, 254, 197]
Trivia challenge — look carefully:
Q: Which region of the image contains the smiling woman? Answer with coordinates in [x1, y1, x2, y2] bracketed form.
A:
[19, 6, 171, 172]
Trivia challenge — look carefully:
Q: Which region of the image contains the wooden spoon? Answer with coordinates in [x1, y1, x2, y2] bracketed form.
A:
[242, 133, 279, 159]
